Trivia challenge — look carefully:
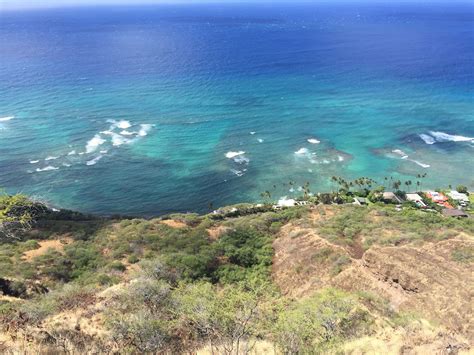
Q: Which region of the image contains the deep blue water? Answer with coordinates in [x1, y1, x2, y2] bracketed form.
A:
[1, 3, 473, 216]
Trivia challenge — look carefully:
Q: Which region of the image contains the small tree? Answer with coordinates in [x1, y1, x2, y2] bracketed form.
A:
[456, 185, 468, 194]
[0, 193, 37, 240]
[175, 281, 276, 354]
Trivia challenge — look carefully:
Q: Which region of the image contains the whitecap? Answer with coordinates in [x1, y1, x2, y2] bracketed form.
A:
[62, 163, 71, 167]
[0, 116, 14, 122]
[110, 133, 128, 146]
[86, 155, 103, 166]
[307, 138, 320, 144]
[337, 155, 344, 162]
[120, 130, 134, 136]
[250, 131, 256, 135]
[36, 166, 59, 172]
[392, 149, 408, 159]
[107, 119, 132, 130]
[257, 138, 264, 143]
[226, 151, 245, 159]
[429, 131, 474, 143]
[100, 150, 108, 154]
[410, 159, 430, 168]
[230, 169, 245, 177]
[86, 134, 106, 153]
[308, 169, 313, 173]
[233, 155, 250, 164]
[418, 134, 435, 145]
[138, 124, 153, 137]
[45, 156, 59, 161]
[29, 160, 39, 164]
[294, 148, 309, 155]
[67, 150, 76, 156]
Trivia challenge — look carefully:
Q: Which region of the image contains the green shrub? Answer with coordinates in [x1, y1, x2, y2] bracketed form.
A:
[108, 261, 126, 272]
[456, 185, 468, 194]
[127, 254, 139, 264]
[273, 288, 372, 354]
[452, 247, 473, 264]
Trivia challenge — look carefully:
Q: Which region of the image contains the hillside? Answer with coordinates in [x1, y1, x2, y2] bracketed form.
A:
[0, 198, 473, 354]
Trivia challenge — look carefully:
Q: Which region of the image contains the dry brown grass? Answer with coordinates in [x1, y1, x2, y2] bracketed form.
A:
[160, 219, 187, 229]
[22, 238, 73, 261]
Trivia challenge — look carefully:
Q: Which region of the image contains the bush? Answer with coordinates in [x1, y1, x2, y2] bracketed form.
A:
[452, 247, 473, 264]
[127, 254, 139, 264]
[456, 185, 468, 194]
[215, 228, 273, 283]
[108, 261, 126, 272]
[273, 288, 372, 354]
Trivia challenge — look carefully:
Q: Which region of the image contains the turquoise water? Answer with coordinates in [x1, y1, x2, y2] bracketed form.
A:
[0, 3, 473, 215]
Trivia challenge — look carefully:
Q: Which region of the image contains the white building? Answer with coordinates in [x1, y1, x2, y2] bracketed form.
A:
[276, 197, 296, 208]
[448, 191, 469, 204]
[406, 193, 426, 207]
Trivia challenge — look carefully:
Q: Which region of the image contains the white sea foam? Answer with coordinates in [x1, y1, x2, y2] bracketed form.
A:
[250, 131, 256, 135]
[233, 155, 250, 164]
[110, 133, 128, 146]
[100, 150, 108, 154]
[294, 148, 309, 155]
[0, 116, 14, 122]
[67, 150, 76, 156]
[86, 155, 103, 166]
[392, 149, 408, 159]
[257, 138, 264, 143]
[45, 156, 59, 161]
[410, 159, 430, 168]
[337, 155, 344, 162]
[226, 151, 245, 159]
[428, 131, 474, 143]
[62, 163, 71, 167]
[36, 166, 59, 172]
[308, 169, 313, 173]
[307, 138, 320, 144]
[29, 160, 39, 164]
[138, 124, 153, 137]
[108, 120, 132, 129]
[86, 134, 106, 153]
[230, 169, 245, 177]
[120, 130, 134, 136]
[418, 134, 436, 145]
[392, 149, 430, 168]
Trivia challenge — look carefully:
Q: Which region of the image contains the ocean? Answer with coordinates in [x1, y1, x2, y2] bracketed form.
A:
[1, 2, 473, 216]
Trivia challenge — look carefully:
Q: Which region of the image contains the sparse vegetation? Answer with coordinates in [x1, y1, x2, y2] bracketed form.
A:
[0, 182, 472, 353]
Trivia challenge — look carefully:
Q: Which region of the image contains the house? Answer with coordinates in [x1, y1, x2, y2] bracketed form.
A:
[353, 197, 368, 206]
[382, 192, 403, 204]
[425, 191, 454, 209]
[274, 197, 296, 209]
[406, 193, 426, 208]
[447, 191, 469, 207]
[442, 209, 469, 218]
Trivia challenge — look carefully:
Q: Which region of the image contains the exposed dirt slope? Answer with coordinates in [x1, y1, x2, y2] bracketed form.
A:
[273, 206, 474, 351]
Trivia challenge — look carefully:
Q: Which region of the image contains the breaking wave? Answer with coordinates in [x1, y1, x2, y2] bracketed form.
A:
[419, 131, 474, 144]
[226, 151, 245, 159]
[36, 166, 59, 172]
